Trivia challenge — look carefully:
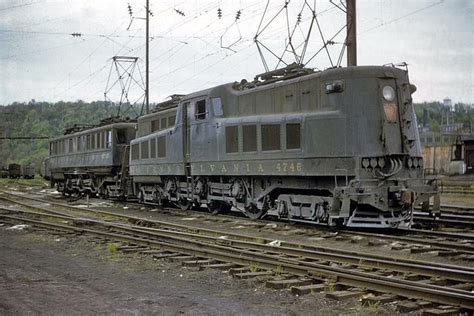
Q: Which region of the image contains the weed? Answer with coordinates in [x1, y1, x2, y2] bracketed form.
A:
[325, 283, 335, 293]
[274, 265, 284, 276]
[249, 262, 260, 273]
[107, 243, 118, 253]
[0, 178, 48, 188]
[365, 300, 380, 313]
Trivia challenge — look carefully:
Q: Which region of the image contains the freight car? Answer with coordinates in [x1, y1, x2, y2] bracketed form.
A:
[40, 158, 51, 181]
[8, 163, 21, 179]
[47, 117, 136, 197]
[22, 164, 35, 179]
[129, 64, 439, 228]
[0, 165, 8, 178]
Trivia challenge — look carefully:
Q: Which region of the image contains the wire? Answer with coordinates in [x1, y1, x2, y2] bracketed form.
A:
[359, 0, 445, 35]
[43, 21, 129, 101]
[0, 0, 42, 12]
[0, 29, 144, 39]
[0, 40, 85, 60]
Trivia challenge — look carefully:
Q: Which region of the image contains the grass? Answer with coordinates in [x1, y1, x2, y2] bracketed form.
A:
[249, 262, 260, 273]
[0, 177, 49, 188]
[324, 282, 335, 293]
[364, 300, 380, 313]
[107, 243, 118, 253]
[273, 265, 284, 276]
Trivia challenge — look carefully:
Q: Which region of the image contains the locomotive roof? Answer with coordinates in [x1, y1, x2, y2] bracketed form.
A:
[50, 121, 136, 142]
[181, 65, 408, 100]
[138, 106, 177, 121]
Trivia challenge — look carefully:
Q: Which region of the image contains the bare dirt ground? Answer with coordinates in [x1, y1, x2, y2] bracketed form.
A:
[0, 226, 387, 316]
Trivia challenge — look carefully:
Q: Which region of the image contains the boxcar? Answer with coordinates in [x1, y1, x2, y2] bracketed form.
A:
[22, 164, 35, 179]
[8, 163, 21, 179]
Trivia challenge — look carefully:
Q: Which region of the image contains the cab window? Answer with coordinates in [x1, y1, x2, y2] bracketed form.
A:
[116, 129, 127, 144]
[106, 130, 112, 148]
[195, 100, 207, 120]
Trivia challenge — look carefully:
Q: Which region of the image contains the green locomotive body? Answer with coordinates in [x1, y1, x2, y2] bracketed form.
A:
[129, 65, 439, 228]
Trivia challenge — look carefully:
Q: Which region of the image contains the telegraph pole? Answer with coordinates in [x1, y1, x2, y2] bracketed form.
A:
[346, 0, 357, 66]
[145, 0, 150, 114]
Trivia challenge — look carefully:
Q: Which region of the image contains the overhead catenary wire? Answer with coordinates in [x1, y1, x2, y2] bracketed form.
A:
[0, 0, 42, 12]
[0, 0, 452, 105]
[359, 0, 445, 35]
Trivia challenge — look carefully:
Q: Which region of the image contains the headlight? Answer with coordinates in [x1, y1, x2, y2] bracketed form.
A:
[383, 86, 396, 102]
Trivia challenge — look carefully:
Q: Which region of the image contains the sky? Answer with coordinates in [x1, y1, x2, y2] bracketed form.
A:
[0, 0, 472, 105]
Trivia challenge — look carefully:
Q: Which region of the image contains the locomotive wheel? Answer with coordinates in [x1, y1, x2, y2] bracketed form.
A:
[244, 203, 263, 220]
[191, 200, 201, 210]
[207, 201, 230, 215]
[137, 190, 144, 203]
[177, 198, 191, 210]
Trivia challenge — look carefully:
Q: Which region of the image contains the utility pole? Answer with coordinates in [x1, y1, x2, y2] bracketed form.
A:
[146, 0, 150, 114]
[346, 0, 357, 66]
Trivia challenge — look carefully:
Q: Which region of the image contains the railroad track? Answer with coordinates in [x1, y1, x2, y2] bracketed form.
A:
[1, 190, 474, 256]
[413, 211, 474, 229]
[7, 188, 474, 229]
[1, 190, 474, 311]
[413, 203, 474, 229]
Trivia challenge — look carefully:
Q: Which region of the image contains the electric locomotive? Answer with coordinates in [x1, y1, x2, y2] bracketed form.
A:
[129, 64, 439, 228]
[48, 117, 136, 197]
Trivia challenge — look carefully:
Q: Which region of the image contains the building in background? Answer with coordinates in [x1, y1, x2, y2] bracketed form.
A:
[419, 98, 473, 174]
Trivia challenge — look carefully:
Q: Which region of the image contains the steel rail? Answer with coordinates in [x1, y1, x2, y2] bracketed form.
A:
[3, 205, 473, 283]
[2, 190, 474, 257]
[1, 191, 474, 258]
[108, 221, 474, 282]
[1, 213, 474, 309]
[414, 212, 474, 224]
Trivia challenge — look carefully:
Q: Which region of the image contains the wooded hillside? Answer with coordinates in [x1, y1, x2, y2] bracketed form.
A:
[0, 100, 115, 169]
[0, 99, 472, 171]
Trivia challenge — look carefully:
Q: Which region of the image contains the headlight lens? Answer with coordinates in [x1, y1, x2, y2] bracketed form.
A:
[383, 86, 396, 102]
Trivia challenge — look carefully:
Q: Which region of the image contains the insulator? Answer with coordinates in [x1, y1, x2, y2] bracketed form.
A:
[362, 158, 370, 168]
[418, 158, 423, 168]
[378, 157, 386, 168]
[217, 8, 222, 19]
[413, 157, 419, 168]
[235, 10, 241, 21]
[370, 158, 378, 168]
[175, 9, 185, 16]
[297, 13, 301, 23]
